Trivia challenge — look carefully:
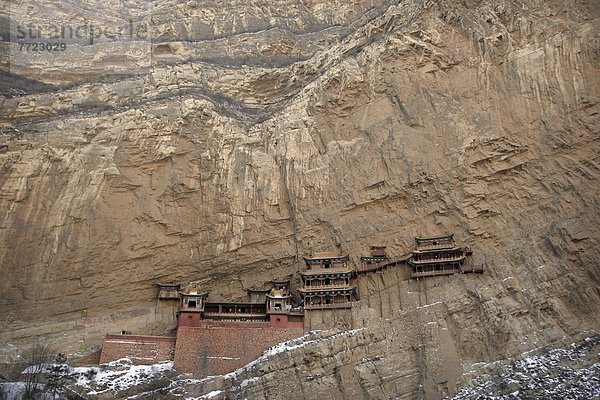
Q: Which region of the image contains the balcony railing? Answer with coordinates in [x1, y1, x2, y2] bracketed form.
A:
[304, 284, 351, 290]
[302, 267, 354, 275]
[304, 303, 352, 310]
[179, 307, 203, 312]
[416, 243, 456, 251]
[203, 312, 267, 318]
[410, 255, 465, 264]
[158, 293, 179, 299]
[411, 269, 459, 278]
[461, 266, 484, 273]
[356, 255, 410, 273]
[411, 265, 484, 278]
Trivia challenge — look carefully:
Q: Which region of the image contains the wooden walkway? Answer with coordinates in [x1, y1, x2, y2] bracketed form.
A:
[411, 265, 484, 279]
[304, 303, 352, 310]
[356, 254, 412, 274]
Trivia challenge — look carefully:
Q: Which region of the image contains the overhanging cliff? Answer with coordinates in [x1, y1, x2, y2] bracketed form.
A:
[1, 0, 599, 397]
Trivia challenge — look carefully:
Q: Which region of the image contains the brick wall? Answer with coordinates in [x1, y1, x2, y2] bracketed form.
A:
[74, 349, 102, 365]
[99, 334, 176, 365]
[174, 322, 304, 377]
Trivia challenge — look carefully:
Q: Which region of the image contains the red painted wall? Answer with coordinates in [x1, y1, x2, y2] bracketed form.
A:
[177, 311, 205, 327]
[99, 334, 176, 365]
[100, 316, 305, 376]
[174, 322, 304, 377]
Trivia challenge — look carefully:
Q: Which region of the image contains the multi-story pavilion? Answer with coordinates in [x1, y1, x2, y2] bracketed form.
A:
[299, 252, 356, 309]
[408, 235, 479, 278]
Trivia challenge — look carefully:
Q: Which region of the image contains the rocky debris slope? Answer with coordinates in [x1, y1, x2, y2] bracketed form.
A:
[1, 0, 599, 397]
[68, 359, 177, 400]
[180, 262, 600, 399]
[185, 333, 600, 400]
[450, 335, 600, 400]
[56, 331, 600, 399]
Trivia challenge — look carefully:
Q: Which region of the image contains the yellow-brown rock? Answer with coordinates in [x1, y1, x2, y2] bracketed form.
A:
[0, 0, 599, 398]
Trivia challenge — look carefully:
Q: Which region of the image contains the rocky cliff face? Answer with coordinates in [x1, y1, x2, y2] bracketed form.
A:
[1, 0, 599, 397]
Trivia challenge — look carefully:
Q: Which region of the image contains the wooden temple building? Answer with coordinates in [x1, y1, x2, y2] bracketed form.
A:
[177, 290, 209, 327]
[266, 279, 304, 327]
[361, 245, 389, 267]
[103, 236, 484, 375]
[176, 280, 302, 328]
[156, 283, 180, 300]
[169, 236, 480, 322]
[247, 287, 270, 303]
[298, 252, 356, 309]
[408, 235, 481, 278]
[356, 245, 411, 274]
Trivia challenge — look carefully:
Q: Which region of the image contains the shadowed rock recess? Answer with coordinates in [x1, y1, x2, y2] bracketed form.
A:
[1, 0, 599, 398]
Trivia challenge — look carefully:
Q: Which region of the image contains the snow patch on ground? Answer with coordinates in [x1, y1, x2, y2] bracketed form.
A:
[207, 356, 240, 360]
[186, 390, 223, 399]
[70, 358, 173, 395]
[417, 301, 442, 309]
[0, 382, 52, 400]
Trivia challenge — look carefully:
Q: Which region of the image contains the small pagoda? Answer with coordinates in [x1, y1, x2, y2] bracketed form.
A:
[266, 279, 291, 314]
[177, 289, 208, 326]
[247, 287, 270, 303]
[265, 279, 304, 326]
[298, 252, 356, 309]
[408, 234, 479, 278]
[156, 283, 180, 300]
[180, 290, 207, 311]
[357, 245, 389, 273]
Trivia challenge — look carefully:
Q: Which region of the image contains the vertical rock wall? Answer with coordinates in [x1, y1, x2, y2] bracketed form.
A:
[0, 0, 599, 396]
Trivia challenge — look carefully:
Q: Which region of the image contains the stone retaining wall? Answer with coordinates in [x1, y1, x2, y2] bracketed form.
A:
[174, 322, 304, 377]
[99, 334, 176, 365]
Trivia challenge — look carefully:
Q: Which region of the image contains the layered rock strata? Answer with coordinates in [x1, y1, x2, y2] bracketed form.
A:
[1, 0, 599, 397]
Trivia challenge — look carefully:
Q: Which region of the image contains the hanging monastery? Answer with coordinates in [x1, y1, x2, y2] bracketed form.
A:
[99, 235, 482, 377]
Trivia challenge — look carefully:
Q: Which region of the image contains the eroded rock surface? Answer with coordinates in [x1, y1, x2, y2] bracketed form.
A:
[1, 0, 599, 398]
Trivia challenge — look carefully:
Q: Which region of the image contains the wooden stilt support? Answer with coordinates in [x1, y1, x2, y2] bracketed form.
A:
[416, 275, 422, 307]
[396, 269, 403, 311]
[378, 275, 384, 318]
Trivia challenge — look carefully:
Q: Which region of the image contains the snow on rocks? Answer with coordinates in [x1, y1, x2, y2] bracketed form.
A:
[450, 335, 600, 399]
[417, 301, 443, 309]
[224, 328, 364, 378]
[70, 357, 174, 396]
[176, 328, 370, 398]
[0, 382, 52, 400]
